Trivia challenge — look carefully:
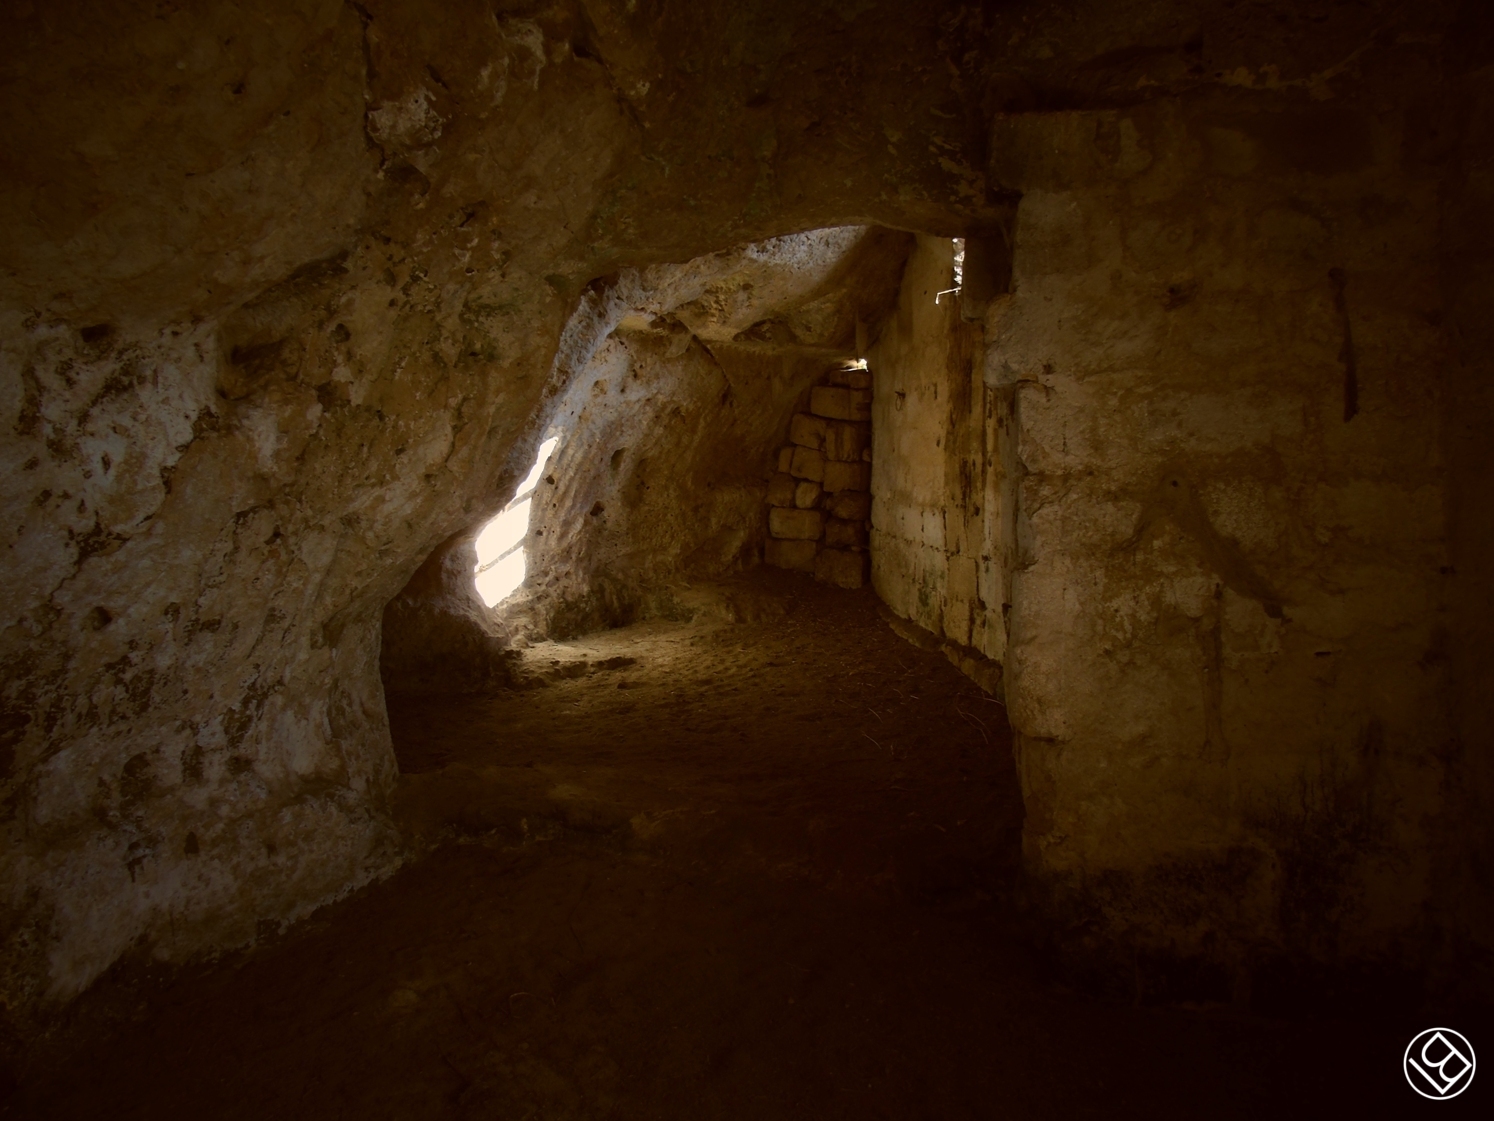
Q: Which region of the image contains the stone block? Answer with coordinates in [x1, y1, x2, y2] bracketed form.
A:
[824, 518, 867, 549]
[809, 386, 855, 420]
[829, 491, 871, 520]
[823, 421, 870, 462]
[794, 480, 822, 509]
[769, 507, 824, 540]
[812, 386, 872, 421]
[826, 365, 872, 388]
[789, 412, 826, 449]
[823, 460, 870, 493]
[765, 538, 817, 571]
[766, 472, 797, 507]
[814, 547, 868, 589]
[776, 445, 795, 473]
[789, 445, 825, 482]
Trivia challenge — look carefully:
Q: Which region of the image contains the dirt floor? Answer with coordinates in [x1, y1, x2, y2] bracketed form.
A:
[5, 571, 1478, 1117]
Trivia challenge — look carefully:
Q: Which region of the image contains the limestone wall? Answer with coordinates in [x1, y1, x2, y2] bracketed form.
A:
[869, 237, 1008, 682]
[867, 84, 1477, 995]
[1436, 31, 1494, 996]
[2, 0, 1484, 1019]
[0, 1, 998, 1018]
[989, 93, 1456, 995]
[511, 226, 909, 636]
[764, 368, 874, 590]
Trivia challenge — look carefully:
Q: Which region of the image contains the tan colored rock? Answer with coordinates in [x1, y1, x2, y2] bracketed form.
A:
[765, 538, 817, 571]
[815, 548, 868, 589]
[789, 413, 827, 449]
[2, 0, 1483, 1022]
[777, 446, 796, 473]
[810, 385, 871, 421]
[823, 460, 871, 493]
[823, 421, 870, 462]
[767, 472, 798, 507]
[826, 366, 873, 390]
[512, 231, 907, 642]
[794, 480, 823, 509]
[810, 386, 854, 420]
[769, 507, 824, 540]
[829, 491, 872, 521]
[789, 446, 825, 483]
[825, 518, 868, 549]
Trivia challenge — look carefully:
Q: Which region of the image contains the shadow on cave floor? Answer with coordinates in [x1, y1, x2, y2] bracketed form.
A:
[16, 571, 1417, 1118]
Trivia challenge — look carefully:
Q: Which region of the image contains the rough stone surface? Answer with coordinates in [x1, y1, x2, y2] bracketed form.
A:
[793, 481, 823, 510]
[985, 88, 1461, 990]
[825, 519, 869, 550]
[766, 473, 797, 508]
[829, 492, 872, 522]
[823, 461, 871, 494]
[789, 414, 827, 450]
[768, 508, 823, 542]
[1, 0, 1488, 1021]
[762, 365, 878, 591]
[764, 539, 817, 572]
[870, 15, 1494, 996]
[870, 236, 998, 657]
[788, 446, 825, 483]
[814, 548, 868, 590]
[809, 386, 871, 422]
[502, 226, 909, 639]
[0, 0, 992, 1014]
[823, 421, 871, 462]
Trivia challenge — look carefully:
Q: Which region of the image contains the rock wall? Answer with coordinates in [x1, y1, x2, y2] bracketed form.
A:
[1437, 9, 1494, 997]
[2, 0, 1486, 1018]
[990, 88, 1469, 999]
[507, 225, 908, 637]
[869, 237, 1008, 682]
[764, 368, 875, 589]
[868, 66, 1488, 996]
[521, 332, 815, 634]
[0, 0, 1001, 1016]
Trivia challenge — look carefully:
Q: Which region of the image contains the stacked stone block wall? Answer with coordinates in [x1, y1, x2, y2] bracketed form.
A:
[764, 367, 873, 588]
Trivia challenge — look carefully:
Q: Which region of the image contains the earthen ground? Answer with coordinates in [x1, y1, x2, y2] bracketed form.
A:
[10, 572, 1419, 1117]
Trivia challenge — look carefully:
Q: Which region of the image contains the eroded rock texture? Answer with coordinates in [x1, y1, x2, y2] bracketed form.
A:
[873, 92, 1475, 997]
[512, 225, 908, 635]
[0, 0, 1001, 1014]
[379, 225, 909, 684]
[1, 0, 1490, 1020]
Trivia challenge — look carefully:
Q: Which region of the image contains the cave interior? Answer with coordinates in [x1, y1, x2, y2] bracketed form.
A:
[2, 0, 1493, 1113]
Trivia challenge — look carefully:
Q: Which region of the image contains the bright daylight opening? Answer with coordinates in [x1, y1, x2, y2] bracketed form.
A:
[473, 436, 560, 607]
[935, 237, 965, 304]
